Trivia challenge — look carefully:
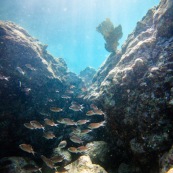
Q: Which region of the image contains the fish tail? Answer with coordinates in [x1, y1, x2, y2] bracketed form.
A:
[102, 121, 106, 126]
[39, 168, 42, 173]
[32, 151, 36, 156]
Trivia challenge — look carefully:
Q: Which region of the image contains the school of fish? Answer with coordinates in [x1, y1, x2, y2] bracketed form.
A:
[19, 83, 106, 170]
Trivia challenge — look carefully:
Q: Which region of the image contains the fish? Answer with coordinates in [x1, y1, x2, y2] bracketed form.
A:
[24, 123, 35, 130]
[61, 95, 71, 99]
[60, 118, 76, 126]
[21, 164, 42, 172]
[19, 144, 35, 155]
[70, 85, 75, 89]
[76, 94, 85, 98]
[0, 74, 10, 81]
[93, 109, 105, 115]
[77, 146, 89, 153]
[56, 167, 69, 173]
[30, 121, 45, 130]
[50, 155, 64, 163]
[25, 64, 36, 71]
[71, 128, 81, 135]
[86, 110, 96, 116]
[77, 119, 90, 125]
[43, 131, 56, 139]
[50, 107, 63, 112]
[69, 103, 84, 112]
[44, 118, 58, 127]
[88, 121, 105, 129]
[41, 155, 57, 170]
[68, 147, 78, 153]
[81, 87, 87, 92]
[16, 66, 25, 75]
[70, 135, 83, 144]
[58, 140, 67, 148]
[80, 129, 92, 134]
[90, 104, 98, 111]
[66, 90, 74, 94]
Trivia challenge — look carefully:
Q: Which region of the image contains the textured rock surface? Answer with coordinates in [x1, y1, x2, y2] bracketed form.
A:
[64, 155, 107, 173]
[86, 0, 173, 172]
[0, 21, 85, 158]
[79, 67, 96, 87]
[0, 157, 38, 173]
[86, 141, 110, 166]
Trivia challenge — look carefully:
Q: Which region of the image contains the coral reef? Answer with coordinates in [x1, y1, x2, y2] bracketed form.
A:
[96, 18, 123, 53]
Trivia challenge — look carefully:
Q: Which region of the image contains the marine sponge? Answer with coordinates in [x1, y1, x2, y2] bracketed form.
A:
[96, 18, 123, 53]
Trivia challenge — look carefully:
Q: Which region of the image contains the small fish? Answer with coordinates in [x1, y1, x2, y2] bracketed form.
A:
[88, 121, 105, 129]
[24, 123, 35, 130]
[58, 140, 67, 148]
[19, 144, 35, 155]
[56, 167, 69, 173]
[90, 104, 98, 111]
[30, 121, 45, 130]
[66, 90, 74, 94]
[24, 88, 31, 95]
[77, 119, 90, 125]
[21, 164, 42, 172]
[50, 107, 63, 112]
[80, 129, 92, 134]
[71, 128, 81, 135]
[39, 112, 50, 116]
[77, 146, 89, 153]
[50, 155, 64, 163]
[25, 64, 36, 71]
[69, 103, 84, 112]
[86, 110, 95, 116]
[94, 109, 105, 115]
[68, 147, 78, 153]
[61, 118, 76, 126]
[41, 155, 57, 170]
[44, 118, 58, 127]
[61, 95, 71, 99]
[81, 87, 87, 92]
[70, 85, 75, 89]
[0, 74, 10, 81]
[43, 131, 56, 139]
[16, 66, 25, 75]
[70, 135, 83, 144]
[76, 94, 85, 98]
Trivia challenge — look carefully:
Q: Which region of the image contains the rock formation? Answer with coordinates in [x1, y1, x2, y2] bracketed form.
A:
[79, 67, 96, 87]
[86, 0, 173, 172]
[0, 0, 173, 172]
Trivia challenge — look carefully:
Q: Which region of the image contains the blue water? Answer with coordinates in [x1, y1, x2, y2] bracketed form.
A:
[0, 0, 159, 74]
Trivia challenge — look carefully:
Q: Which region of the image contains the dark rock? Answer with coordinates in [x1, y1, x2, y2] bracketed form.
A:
[0, 21, 85, 159]
[85, 0, 173, 172]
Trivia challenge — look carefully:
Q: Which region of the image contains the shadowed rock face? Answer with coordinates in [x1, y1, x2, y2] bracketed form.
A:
[0, 21, 85, 158]
[86, 0, 173, 171]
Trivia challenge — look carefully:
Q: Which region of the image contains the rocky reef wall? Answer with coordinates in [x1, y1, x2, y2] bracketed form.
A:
[86, 0, 173, 172]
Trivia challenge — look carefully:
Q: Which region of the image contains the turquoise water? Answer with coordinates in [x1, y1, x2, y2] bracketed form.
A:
[0, 0, 159, 74]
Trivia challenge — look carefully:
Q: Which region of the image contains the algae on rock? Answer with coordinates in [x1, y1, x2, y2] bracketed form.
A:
[96, 18, 123, 53]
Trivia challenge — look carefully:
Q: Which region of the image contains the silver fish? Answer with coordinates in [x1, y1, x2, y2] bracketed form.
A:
[70, 135, 83, 144]
[19, 144, 35, 155]
[41, 155, 57, 170]
[30, 121, 45, 130]
[58, 140, 67, 148]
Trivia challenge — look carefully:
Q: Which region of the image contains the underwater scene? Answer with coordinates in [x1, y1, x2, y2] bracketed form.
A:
[0, 0, 173, 173]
